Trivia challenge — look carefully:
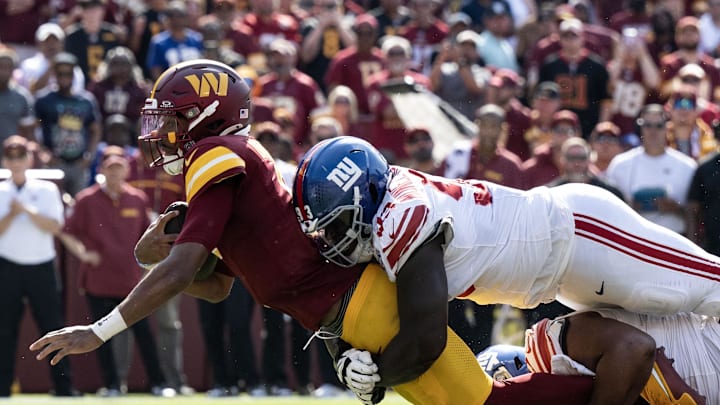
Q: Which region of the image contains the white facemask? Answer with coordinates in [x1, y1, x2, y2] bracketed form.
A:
[163, 154, 184, 176]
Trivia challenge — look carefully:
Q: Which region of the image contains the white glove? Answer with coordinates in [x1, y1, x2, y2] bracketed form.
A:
[336, 348, 381, 394]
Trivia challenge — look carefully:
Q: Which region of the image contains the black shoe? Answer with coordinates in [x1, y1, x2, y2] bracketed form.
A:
[51, 388, 83, 397]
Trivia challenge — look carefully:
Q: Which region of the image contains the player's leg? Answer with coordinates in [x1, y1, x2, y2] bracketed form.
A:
[564, 312, 656, 405]
[340, 263, 493, 405]
[553, 183, 720, 316]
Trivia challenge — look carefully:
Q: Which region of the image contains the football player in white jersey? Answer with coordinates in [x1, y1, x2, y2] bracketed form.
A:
[293, 136, 720, 404]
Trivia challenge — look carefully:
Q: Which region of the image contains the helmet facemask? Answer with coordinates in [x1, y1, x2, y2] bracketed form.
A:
[139, 99, 196, 175]
[312, 188, 375, 267]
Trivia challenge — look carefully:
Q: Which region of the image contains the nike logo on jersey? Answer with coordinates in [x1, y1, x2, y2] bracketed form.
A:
[595, 281, 605, 295]
[327, 157, 362, 192]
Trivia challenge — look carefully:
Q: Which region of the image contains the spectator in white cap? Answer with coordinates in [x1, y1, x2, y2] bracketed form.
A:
[677, 63, 720, 127]
[14, 23, 86, 96]
[447, 12, 472, 38]
[429, 29, 491, 120]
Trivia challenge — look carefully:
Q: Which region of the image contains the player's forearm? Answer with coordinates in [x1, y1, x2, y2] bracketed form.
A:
[375, 330, 445, 386]
[118, 258, 194, 326]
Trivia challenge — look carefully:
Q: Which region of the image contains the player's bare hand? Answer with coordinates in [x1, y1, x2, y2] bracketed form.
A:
[135, 210, 179, 264]
[29, 325, 103, 366]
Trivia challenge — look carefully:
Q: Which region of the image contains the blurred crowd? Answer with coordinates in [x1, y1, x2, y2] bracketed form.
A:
[2, 0, 720, 399]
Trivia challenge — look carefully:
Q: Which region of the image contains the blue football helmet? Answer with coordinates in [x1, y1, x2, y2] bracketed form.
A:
[293, 136, 390, 267]
[476, 345, 529, 381]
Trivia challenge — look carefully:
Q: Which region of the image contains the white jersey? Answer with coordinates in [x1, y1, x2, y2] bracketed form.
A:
[373, 167, 720, 317]
[373, 167, 574, 308]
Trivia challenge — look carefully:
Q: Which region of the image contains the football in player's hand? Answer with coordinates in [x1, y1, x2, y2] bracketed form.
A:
[162, 201, 217, 280]
[163, 201, 188, 234]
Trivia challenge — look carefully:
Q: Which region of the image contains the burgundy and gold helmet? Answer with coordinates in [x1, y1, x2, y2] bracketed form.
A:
[139, 59, 252, 169]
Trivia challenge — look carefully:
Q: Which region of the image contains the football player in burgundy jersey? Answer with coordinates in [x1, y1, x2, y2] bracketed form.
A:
[30, 60, 602, 405]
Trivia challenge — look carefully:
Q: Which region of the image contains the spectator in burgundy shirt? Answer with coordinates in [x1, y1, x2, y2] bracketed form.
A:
[659, 16, 720, 103]
[607, 32, 660, 137]
[324, 13, 384, 115]
[441, 103, 525, 188]
[0, 0, 49, 61]
[256, 38, 325, 149]
[486, 68, 532, 161]
[523, 109, 581, 188]
[398, 0, 449, 75]
[242, 0, 301, 50]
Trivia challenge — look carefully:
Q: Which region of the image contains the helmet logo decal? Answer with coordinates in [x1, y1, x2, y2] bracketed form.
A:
[327, 157, 362, 192]
[184, 73, 229, 97]
[160, 100, 174, 108]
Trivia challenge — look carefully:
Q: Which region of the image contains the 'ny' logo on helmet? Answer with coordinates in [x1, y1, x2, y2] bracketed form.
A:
[327, 157, 362, 192]
[184, 73, 229, 97]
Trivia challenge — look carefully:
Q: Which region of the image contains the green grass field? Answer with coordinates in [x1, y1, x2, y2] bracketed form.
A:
[3, 392, 410, 404]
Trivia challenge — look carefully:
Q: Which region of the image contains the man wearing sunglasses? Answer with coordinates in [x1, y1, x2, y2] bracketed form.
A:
[606, 103, 697, 236]
[666, 89, 717, 160]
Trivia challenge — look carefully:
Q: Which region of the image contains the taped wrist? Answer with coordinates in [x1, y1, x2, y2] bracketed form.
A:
[90, 307, 128, 342]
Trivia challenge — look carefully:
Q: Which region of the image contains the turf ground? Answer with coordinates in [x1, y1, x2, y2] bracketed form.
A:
[4, 392, 410, 404]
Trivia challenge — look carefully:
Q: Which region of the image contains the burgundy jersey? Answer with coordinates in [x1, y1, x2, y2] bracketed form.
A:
[504, 99, 533, 161]
[0, 0, 48, 45]
[324, 46, 385, 114]
[257, 70, 324, 146]
[241, 12, 301, 48]
[174, 135, 362, 330]
[399, 21, 449, 74]
[88, 78, 149, 125]
[65, 183, 151, 297]
[660, 52, 720, 102]
[226, 22, 261, 59]
[521, 145, 560, 188]
[440, 144, 525, 189]
[609, 66, 647, 136]
[608, 11, 651, 34]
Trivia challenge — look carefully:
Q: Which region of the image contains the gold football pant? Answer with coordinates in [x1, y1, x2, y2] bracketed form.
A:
[341, 263, 493, 405]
